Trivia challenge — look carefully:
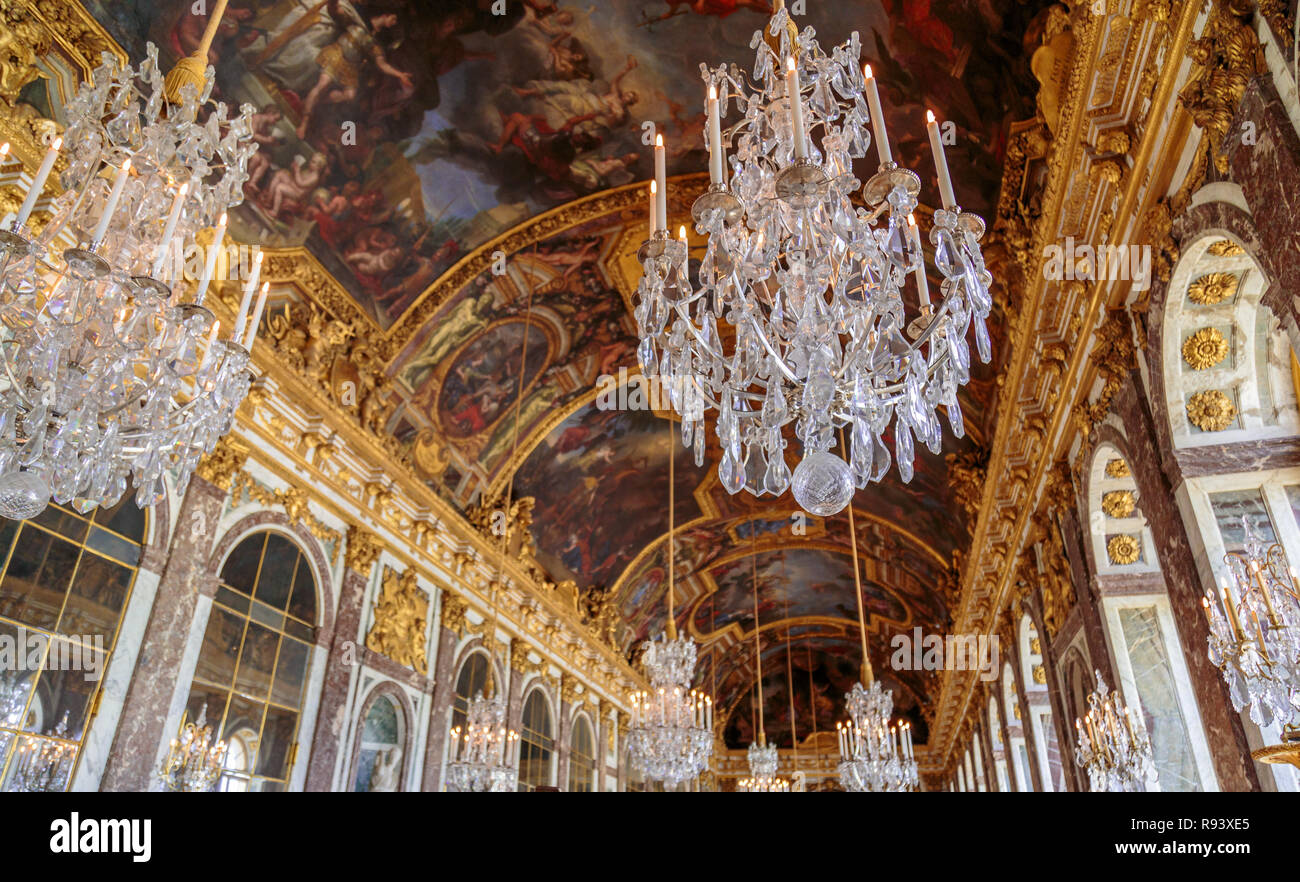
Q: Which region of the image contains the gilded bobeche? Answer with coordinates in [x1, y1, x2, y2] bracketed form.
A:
[366, 566, 430, 675]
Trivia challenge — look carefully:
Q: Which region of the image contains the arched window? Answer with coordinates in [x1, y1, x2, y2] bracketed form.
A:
[988, 695, 1009, 791]
[185, 531, 318, 791]
[1088, 446, 1214, 791]
[450, 651, 492, 738]
[1157, 235, 1300, 791]
[568, 714, 596, 792]
[353, 694, 404, 792]
[1002, 662, 1032, 791]
[518, 689, 554, 792]
[963, 747, 975, 793]
[956, 760, 967, 792]
[0, 496, 146, 791]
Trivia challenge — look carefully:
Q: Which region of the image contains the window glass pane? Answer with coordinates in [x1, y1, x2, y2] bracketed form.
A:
[1209, 489, 1277, 552]
[1118, 606, 1202, 791]
[57, 552, 132, 643]
[255, 534, 297, 609]
[193, 606, 245, 689]
[85, 526, 140, 567]
[519, 691, 553, 791]
[0, 526, 80, 630]
[234, 621, 279, 700]
[23, 651, 102, 740]
[257, 704, 298, 780]
[221, 535, 264, 597]
[93, 496, 146, 542]
[271, 638, 311, 709]
[287, 555, 316, 623]
[30, 506, 88, 545]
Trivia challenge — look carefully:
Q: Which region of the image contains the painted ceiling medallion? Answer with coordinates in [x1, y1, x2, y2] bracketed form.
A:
[1186, 389, 1237, 432]
[1182, 327, 1229, 370]
[1106, 534, 1141, 565]
[1101, 490, 1136, 518]
[1104, 458, 1131, 478]
[1186, 272, 1239, 305]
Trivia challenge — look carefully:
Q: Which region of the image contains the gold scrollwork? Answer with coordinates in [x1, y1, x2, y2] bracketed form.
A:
[365, 565, 429, 675]
[1186, 389, 1237, 431]
[1206, 239, 1244, 257]
[230, 472, 346, 565]
[1182, 327, 1229, 370]
[195, 436, 249, 491]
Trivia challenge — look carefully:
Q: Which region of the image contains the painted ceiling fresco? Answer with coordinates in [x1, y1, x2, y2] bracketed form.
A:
[81, 0, 1058, 725]
[89, 0, 1050, 329]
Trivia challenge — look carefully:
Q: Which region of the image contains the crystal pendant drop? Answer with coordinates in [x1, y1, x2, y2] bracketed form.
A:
[791, 449, 853, 516]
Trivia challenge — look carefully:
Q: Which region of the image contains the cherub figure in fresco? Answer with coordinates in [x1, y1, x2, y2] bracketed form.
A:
[487, 110, 603, 185]
[639, 0, 774, 26]
[531, 236, 600, 285]
[566, 151, 639, 194]
[262, 152, 329, 219]
[244, 105, 286, 193]
[293, 3, 414, 139]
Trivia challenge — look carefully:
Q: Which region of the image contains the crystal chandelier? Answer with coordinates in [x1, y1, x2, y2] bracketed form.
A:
[447, 690, 520, 793]
[635, 1, 993, 516]
[1072, 670, 1154, 792]
[836, 679, 918, 792]
[1203, 516, 1300, 732]
[0, 0, 261, 520]
[158, 707, 227, 792]
[627, 420, 713, 785]
[8, 711, 76, 792]
[739, 738, 789, 792]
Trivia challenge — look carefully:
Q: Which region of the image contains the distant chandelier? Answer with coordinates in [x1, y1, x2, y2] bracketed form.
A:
[1203, 516, 1300, 734]
[836, 679, 918, 792]
[0, 0, 261, 521]
[159, 707, 227, 792]
[628, 634, 714, 785]
[634, 1, 993, 516]
[9, 711, 76, 792]
[1073, 670, 1154, 792]
[447, 690, 520, 793]
[739, 738, 789, 792]
[627, 420, 713, 785]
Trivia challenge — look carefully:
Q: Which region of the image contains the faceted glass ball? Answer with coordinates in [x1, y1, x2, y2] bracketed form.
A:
[0, 469, 50, 520]
[791, 450, 853, 516]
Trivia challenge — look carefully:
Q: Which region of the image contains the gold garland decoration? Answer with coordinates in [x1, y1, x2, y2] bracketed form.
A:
[1186, 389, 1237, 431]
[1104, 458, 1131, 478]
[1107, 534, 1142, 565]
[1181, 327, 1229, 370]
[1186, 272, 1238, 305]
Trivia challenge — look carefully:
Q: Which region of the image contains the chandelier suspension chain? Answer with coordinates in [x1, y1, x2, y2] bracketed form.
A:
[840, 428, 872, 684]
[667, 415, 676, 639]
[751, 523, 764, 742]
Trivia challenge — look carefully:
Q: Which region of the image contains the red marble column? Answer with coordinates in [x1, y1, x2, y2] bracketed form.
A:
[420, 618, 461, 792]
[1007, 628, 1045, 792]
[100, 473, 230, 791]
[302, 526, 381, 792]
[556, 698, 572, 790]
[993, 673, 1019, 791]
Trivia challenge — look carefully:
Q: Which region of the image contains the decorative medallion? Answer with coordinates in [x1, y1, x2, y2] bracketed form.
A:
[1186, 272, 1238, 305]
[1032, 665, 1047, 685]
[1106, 534, 1141, 565]
[1104, 458, 1131, 479]
[1181, 327, 1229, 370]
[1186, 389, 1237, 432]
[1206, 239, 1245, 257]
[1101, 490, 1136, 518]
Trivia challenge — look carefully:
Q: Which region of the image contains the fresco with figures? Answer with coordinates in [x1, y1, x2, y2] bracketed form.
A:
[86, 0, 1052, 330]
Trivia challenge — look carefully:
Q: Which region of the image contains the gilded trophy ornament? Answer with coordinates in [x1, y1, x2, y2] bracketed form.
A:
[1101, 490, 1137, 518]
[1181, 327, 1229, 370]
[1186, 272, 1238, 305]
[365, 566, 430, 675]
[1186, 389, 1237, 431]
[1107, 534, 1142, 565]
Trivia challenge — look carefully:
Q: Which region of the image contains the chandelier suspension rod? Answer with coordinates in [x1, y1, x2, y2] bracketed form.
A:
[667, 415, 677, 640]
[784, 550, 798, 773]
[751, 523, 764, 743]
[839, 428, 872, 685]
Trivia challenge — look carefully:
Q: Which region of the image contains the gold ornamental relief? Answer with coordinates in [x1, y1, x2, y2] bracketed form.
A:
[1182, 327, 1229, 370]
[1031, 665, 1047, 685]
[1186, 272, 1238, 305]
[439, 592, 468, 635]
[366, 566, 429, 675]
[1101, 490, 1136, 518]
[1187, 389, 1237, 431]
[1206, 239, 1244, 257]
[1107, 534, 1142, 565]
[1104, 458, 1130, 478]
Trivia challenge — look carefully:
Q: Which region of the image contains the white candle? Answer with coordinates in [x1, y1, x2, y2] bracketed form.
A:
[649, 181, 657, 238]
[14, 137, 62, 230]
[863, 65, 892, 165]
[90, 158, 132, 250]
[243, 281, 270, 348]
[908, 214, 930, 307]
[707, 83, 724, 184]
[194, 212, 227, 306]
[196, 320, 221, 374]
[151, 180, 190, 278]
[786, 57, 807, 160]
[926, 110, 956, 210]
[654, 134, 667, 231]
[232, 250, 262, 343]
